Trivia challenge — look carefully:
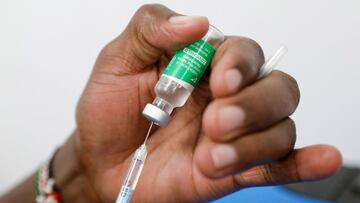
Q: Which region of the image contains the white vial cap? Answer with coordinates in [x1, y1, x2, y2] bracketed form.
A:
[142, 103, 170, 127]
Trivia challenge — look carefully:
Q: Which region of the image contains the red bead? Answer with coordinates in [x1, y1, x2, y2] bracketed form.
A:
[44, 192, 61, 203]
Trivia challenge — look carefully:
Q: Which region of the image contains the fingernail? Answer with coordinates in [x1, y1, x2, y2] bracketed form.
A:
[218, 106, 245, 134]
[169, 15, 204, 25]
[225, 69, 242, 93]
[211, 144, 237, 169]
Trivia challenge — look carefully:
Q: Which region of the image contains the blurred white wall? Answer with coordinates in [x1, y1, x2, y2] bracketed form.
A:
[1, 0, 359, 194]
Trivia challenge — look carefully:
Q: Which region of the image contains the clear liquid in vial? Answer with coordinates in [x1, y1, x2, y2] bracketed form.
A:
[152, 76, 192, 114]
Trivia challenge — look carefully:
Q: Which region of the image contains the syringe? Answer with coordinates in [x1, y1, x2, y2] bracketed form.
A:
[115, 122, 154, 203]
[115, 46, 288, 203]
[257, 45, 288, 79]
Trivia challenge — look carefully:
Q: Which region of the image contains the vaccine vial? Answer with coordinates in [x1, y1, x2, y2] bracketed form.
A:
[142, 25, 224, 127]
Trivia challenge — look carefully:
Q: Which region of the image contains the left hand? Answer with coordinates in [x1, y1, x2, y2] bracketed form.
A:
[54, 4, 342, 203]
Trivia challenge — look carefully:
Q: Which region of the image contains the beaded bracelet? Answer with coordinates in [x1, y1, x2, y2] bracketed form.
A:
[35, 150, 61, 203]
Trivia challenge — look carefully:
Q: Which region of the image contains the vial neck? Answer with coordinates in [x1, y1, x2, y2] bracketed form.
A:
[152, 97, 174, 114]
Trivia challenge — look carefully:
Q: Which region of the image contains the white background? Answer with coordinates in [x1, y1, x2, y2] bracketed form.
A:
[1, 0, 359, 195]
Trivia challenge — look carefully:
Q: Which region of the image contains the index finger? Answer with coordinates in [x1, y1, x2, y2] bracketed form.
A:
[210, 36, 265, 98]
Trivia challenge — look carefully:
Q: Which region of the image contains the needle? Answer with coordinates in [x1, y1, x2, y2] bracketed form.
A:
[143, 121, 154, 145]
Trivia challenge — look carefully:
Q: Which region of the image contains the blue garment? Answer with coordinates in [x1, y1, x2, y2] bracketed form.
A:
[212, 186, 331, 203]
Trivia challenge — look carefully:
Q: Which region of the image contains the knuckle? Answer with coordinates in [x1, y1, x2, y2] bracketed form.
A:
[136, 4, 164, 18]
[134, 4, 166, 34]
[283, 118, 297, 151]
[135, 4, 161, 32]
[242, 37, 265, 64]
[270, 118, 297, 157]
[286, 118, 296, 140]
[274, 70, 301, 113]
[222, 37, 264, 79]
[127, 4, 170, 63]
[243, 38, 263, 54]
[261, 164, 276, 184]
[133, 4, 178, 48]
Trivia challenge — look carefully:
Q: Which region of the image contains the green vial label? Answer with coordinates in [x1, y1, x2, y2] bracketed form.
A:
[163, 39, 216, 87]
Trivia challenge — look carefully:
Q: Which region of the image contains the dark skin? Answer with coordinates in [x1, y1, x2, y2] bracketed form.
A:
[0, 4, 342, 203]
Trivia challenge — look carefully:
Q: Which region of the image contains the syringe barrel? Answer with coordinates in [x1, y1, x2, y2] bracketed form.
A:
[116, 145, 147, 203]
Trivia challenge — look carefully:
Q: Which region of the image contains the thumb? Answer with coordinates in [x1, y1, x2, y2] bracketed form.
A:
[99, 4, 209, 71]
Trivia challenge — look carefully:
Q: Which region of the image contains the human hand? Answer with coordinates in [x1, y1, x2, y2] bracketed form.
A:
[55, 4, 342, 203]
